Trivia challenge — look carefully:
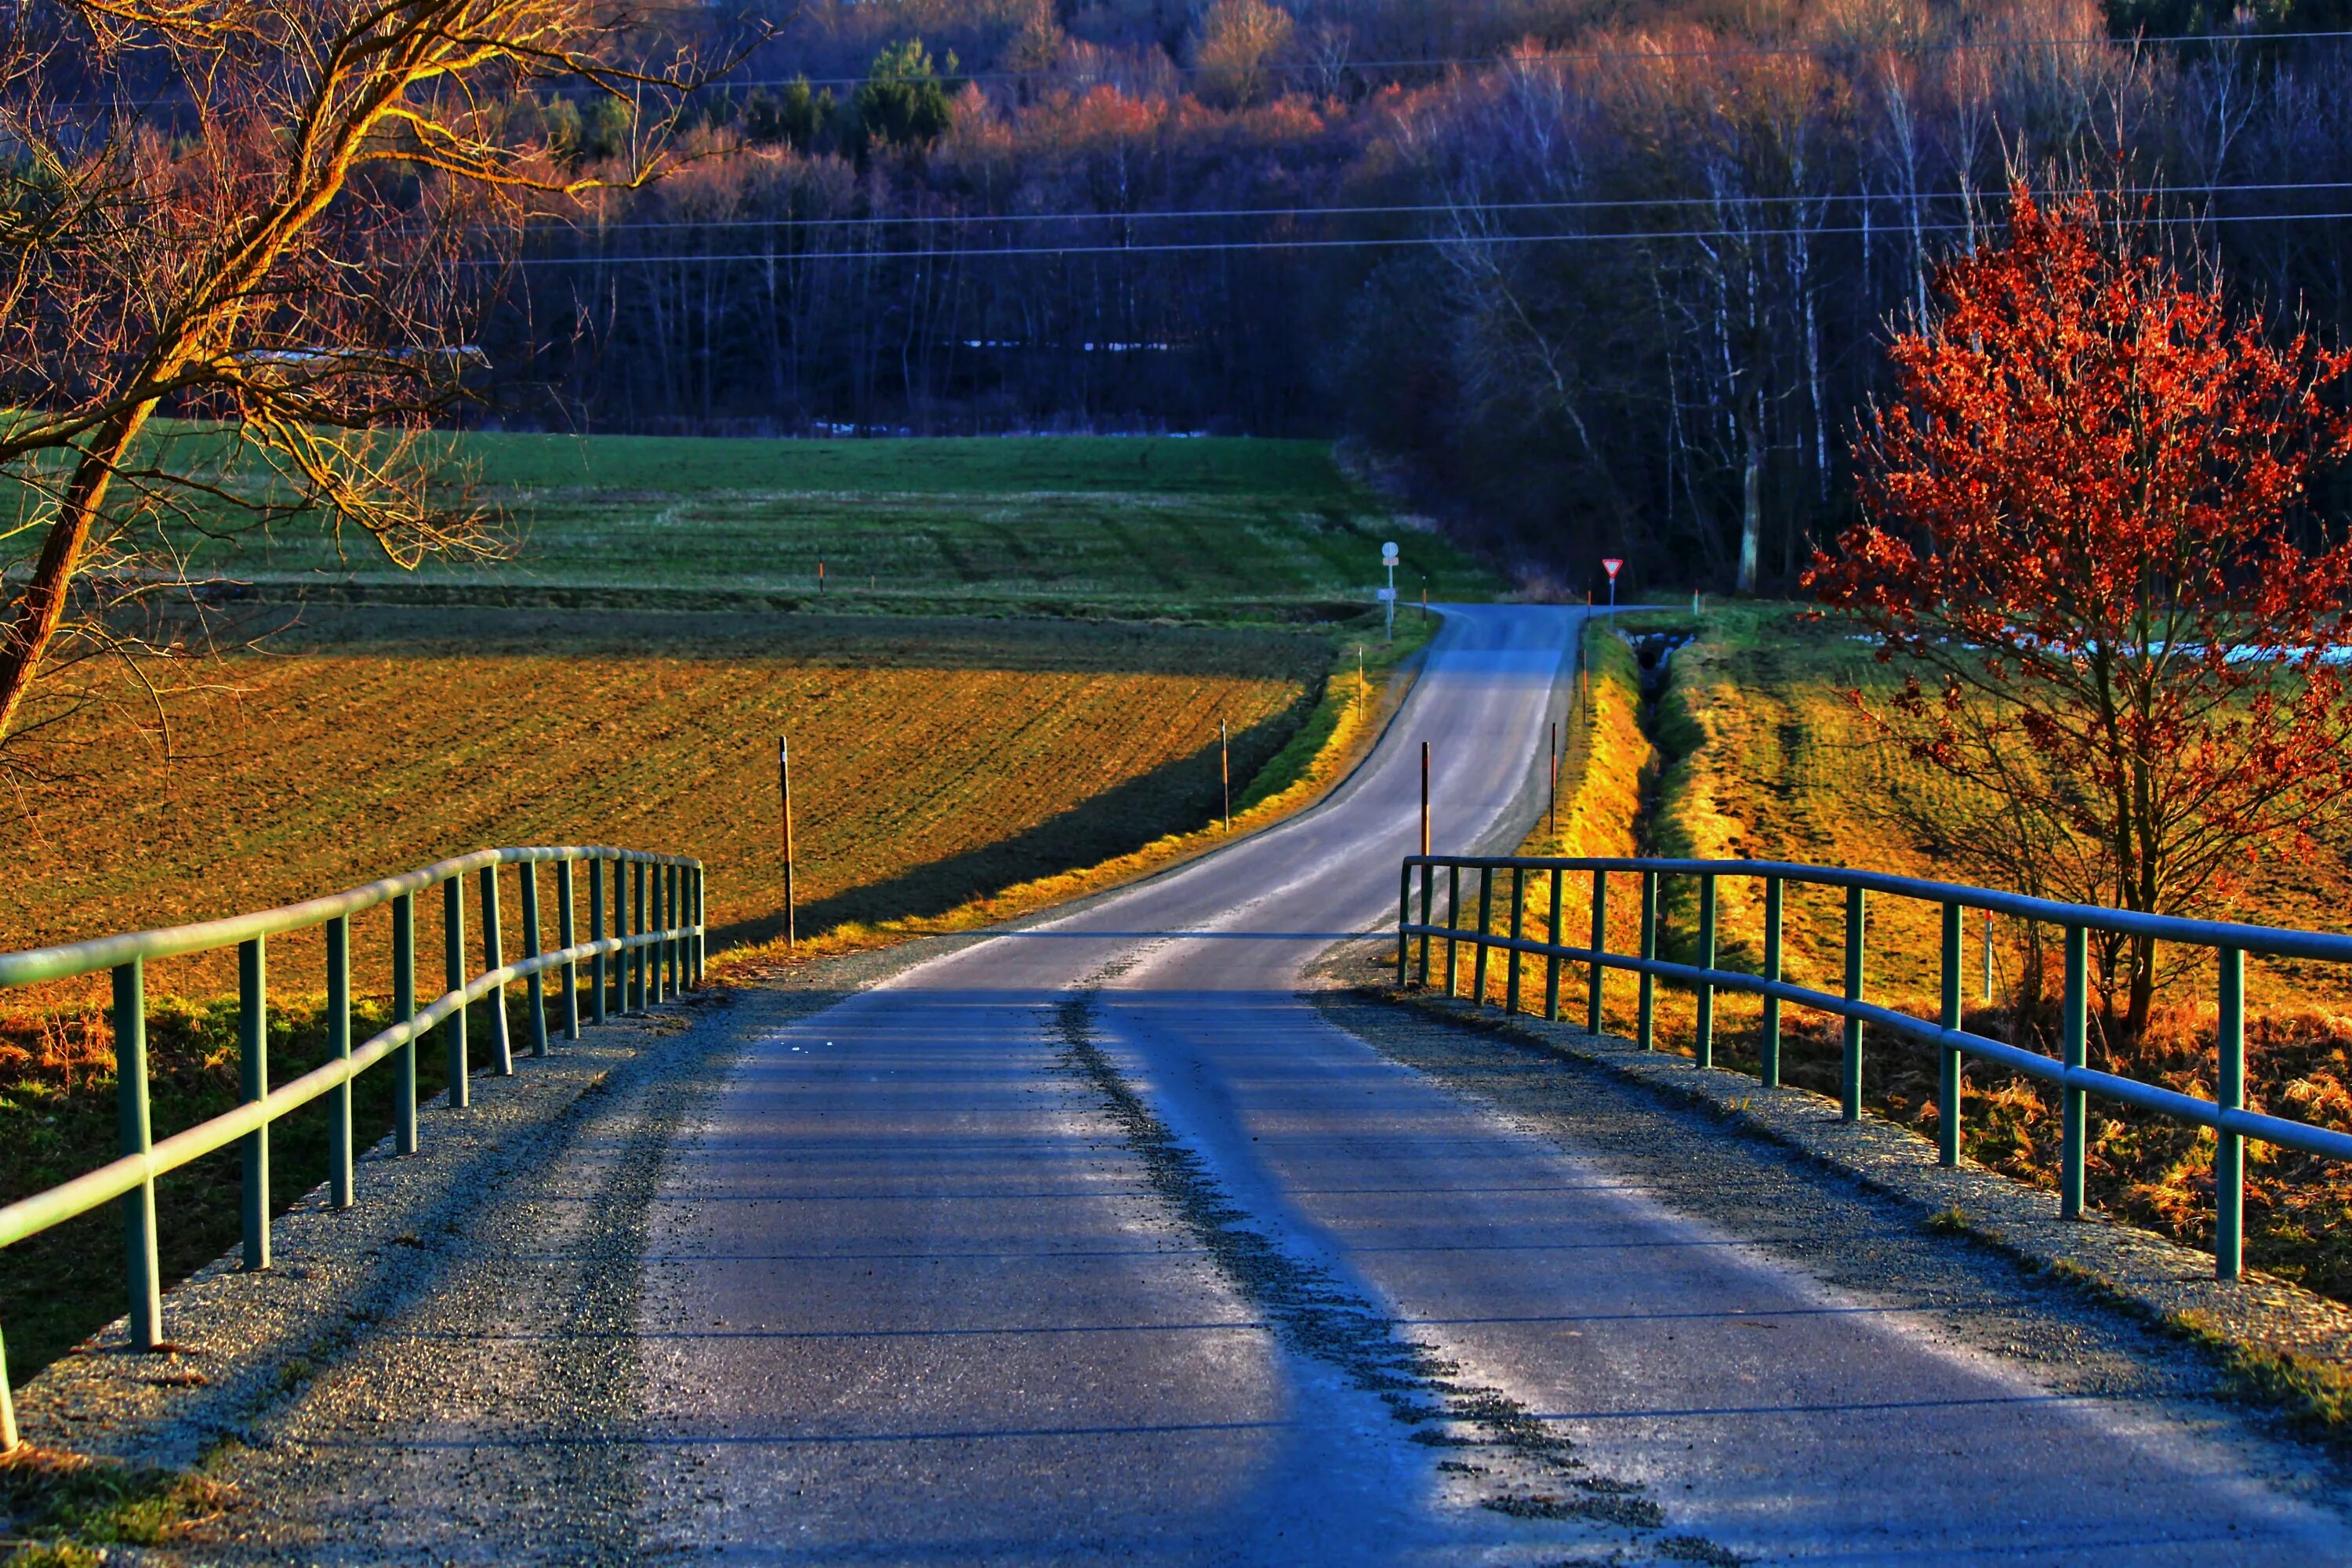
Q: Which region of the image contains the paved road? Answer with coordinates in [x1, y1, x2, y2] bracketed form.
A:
[641, 604, 2352, 1565]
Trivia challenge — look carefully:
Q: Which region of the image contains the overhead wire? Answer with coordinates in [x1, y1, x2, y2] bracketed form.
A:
[505, 179, 2352, 235]
[481, 205, 2352, 266]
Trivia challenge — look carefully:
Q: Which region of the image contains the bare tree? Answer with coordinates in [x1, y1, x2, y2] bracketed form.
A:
[0, 0, 720, 753]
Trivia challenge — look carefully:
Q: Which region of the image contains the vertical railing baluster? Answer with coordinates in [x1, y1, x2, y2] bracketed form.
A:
[327, 915, 353, 1209]
[1842, 885, 1866, 1123]
[1445, 864, 1461, 998]
[1505, 867, 1526, 1015]
[2216, 946, 2245, 1281]
[0, 1319, 16, 1451]
[1694, 873, 1717, 1069]
[1587, 869, 1608, 1035]
[521, 860, 549, 1059]
[1417, 862, 1434, 987]
[115, 960, 162, 1348]
[445, 874, 470, 1109]
[1396, 862, 1411, 985]
[239, 936, 270, 1270]
[669, 864, 682, 997]
[558, 858, 581, 1041]
[393, 893, 417, 1155]
[1544, 866, 1564, 1022]
[1472, 868, 1494, 1007]
[1637, 870, 1658, 1051]
[1761, 876, 1783, 1088]
[632, 860, 648, 1012]
[696, 862, 708, 985]
[1938, 902, 1962, 1170]
[590, 858, 610, 1023]
[2060, 924, 2088, 1220]
[481, 865, 512, 1075]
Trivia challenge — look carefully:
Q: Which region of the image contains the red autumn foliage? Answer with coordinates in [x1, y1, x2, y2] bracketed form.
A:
[1809, 180, 2352, 1039]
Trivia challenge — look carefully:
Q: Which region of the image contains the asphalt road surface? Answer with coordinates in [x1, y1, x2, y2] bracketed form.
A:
[638, 604, 2352, 1565]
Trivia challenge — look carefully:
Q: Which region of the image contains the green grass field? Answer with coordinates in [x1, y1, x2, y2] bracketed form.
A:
[132, 432, 1489, 615]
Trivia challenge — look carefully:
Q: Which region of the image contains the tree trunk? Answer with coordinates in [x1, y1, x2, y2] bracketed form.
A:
[1737, 405, 1762, 595]
[0, 405, 149, 742]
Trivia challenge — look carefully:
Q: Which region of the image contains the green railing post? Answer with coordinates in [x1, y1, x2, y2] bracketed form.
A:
[1842, 885, 1865, 1122]
[1938, 902, 1962, 1169]
[393, 893, 416, 1156]
[445, 874, 470, 1110]
[1396, 863, 1411, 985]
[2217, 946, 2245, 1281]
[614, 858, 632, 1014]
[1694, 873, 1717, 1069]
[632, 860, 648, 1012]
[327, 915, 353, 1210]
[668, 863, 682, 997]
[1761, 875, 1784, 1088]
[590, 858, 610, 1024]
[558, 859, 581, 1041]
[114, 959, 162, 1348]
[481, 865, 512, 1075]
[1544, 867, 1565, 1022]
[1472, 869, 1494, 1007]
[695, 863, 707, 985]
[1445, 864, 1461, 998]
[239, 936, 270, 1270]
[1587, 869, 1608, 1035]
[521, 861, 550, 1059]
[1637, 870, 1658, 1051]
[1417, 862, 1434, 987]
[2061, 924, 2088, 1220]
[1505, 868, 1526, 1015]
[0, 1320, 16, 1452]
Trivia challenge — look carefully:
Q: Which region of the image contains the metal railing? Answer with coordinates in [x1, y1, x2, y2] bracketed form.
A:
[0, 845, 705, 1450]
[1398, 854, 2352, 1287]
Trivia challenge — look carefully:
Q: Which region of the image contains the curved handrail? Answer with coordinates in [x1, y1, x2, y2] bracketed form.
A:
[0, 845, 695, 988]
[1405, 855, 2352, 965]
[0, 844, 707, 1452]
[1397, 853, 2352, 1288]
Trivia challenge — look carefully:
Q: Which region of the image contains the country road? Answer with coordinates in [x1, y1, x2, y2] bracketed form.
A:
[183, 604, 2352, 1565]
[630, 604, 2351, 1564]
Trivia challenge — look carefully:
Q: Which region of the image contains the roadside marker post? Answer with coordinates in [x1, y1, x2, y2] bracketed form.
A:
[779, 734, 797, 948]
[1221, 720, 1231, 832]
[1548, 723, 1558, 837]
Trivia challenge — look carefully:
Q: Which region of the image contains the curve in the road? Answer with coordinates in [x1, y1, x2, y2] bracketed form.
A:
[641, 604, 2352, 1566]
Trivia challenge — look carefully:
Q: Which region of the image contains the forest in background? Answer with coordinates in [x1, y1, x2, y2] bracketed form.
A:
[463, 0, 2352, 590]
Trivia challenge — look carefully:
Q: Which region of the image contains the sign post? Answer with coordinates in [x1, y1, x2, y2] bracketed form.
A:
[1380, 541, 1400, 641]
[1601, 557, 1623, 609]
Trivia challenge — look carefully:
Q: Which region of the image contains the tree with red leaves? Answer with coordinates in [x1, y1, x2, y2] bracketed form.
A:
[1809, 181, 2352, 1041]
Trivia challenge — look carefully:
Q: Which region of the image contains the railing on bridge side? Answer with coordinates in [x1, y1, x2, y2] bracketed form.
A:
[0, 845, 706, 1451]
[1397, 854, 2352, 1287]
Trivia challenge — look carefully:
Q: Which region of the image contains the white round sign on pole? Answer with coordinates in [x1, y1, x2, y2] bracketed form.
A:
[1381, 542, 1399, 564]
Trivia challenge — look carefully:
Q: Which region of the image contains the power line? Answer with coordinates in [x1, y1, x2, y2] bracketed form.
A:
[480, 205, 2352, 266]
[508, 179, 2352, 235]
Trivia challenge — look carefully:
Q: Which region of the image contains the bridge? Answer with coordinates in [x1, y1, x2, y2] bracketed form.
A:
[3, 604, 2350, 1563]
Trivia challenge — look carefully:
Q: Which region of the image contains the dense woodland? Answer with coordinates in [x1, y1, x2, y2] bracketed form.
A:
[472, 0, 2352, 587]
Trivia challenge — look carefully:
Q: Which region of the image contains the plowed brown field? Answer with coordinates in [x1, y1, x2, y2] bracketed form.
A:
[1, 606, 1328, 998]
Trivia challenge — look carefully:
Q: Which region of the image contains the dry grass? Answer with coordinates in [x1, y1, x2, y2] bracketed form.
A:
[1437, 602, 2352, 1304]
